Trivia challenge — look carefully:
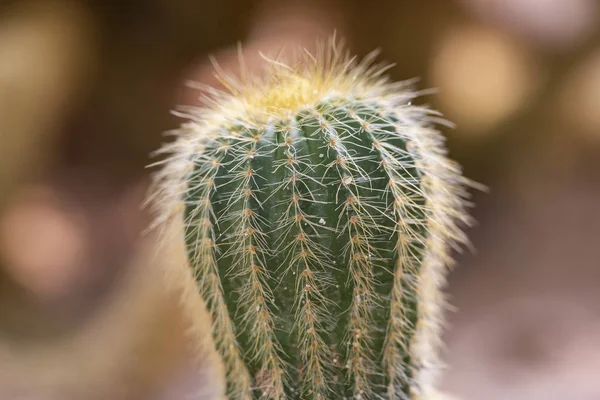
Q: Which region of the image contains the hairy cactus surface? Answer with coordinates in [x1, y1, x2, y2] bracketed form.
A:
[149, 39, 476, 400]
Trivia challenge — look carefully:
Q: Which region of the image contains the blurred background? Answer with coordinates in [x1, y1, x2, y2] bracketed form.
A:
[1, 0, 599, 399]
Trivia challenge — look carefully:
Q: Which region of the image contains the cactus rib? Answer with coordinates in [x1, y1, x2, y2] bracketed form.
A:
[184, 141, 254, 399]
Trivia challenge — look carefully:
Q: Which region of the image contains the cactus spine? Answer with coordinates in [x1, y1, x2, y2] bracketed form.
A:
[149, 39, 475, 400]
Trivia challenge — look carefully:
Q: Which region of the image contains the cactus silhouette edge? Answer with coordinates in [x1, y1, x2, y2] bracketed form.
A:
[148, 38, 477, 400]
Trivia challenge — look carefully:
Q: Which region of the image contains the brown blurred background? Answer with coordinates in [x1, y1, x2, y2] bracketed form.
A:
[1, 0, 599, 399]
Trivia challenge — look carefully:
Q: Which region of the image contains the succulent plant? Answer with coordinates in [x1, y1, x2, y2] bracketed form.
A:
[148, 38, 476, 400]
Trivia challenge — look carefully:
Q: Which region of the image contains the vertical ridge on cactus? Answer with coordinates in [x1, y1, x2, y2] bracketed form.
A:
[148, 38, 477, 400]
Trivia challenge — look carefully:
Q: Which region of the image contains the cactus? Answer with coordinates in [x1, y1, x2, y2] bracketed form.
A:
[148, 38, 476, 400]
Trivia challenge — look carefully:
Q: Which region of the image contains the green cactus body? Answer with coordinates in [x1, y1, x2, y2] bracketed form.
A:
[149, 41, 474, 400]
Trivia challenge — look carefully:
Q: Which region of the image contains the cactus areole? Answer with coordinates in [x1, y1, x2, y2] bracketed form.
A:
[149, 39, 475, 400]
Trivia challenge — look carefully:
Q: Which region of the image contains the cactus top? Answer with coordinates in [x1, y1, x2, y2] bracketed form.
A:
[149, 39, 476, 400]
